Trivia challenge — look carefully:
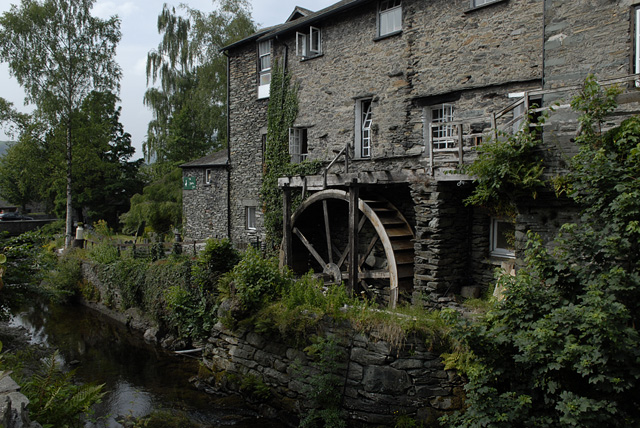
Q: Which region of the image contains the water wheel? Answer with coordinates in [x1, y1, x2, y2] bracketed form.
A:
[288, 189, 414, 308]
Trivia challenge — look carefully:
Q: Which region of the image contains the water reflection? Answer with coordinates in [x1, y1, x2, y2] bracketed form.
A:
[10, 300, 286, 428]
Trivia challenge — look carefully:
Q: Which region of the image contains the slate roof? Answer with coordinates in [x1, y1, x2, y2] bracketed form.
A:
[180, 150, 229, 168]
[222, 0, 372, 51]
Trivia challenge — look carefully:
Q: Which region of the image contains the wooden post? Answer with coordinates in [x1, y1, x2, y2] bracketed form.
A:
[348, 179, 359, 294]
[283, 184, 293, 268]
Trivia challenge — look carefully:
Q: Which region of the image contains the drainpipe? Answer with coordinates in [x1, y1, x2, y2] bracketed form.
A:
[224, 50, 232, 241]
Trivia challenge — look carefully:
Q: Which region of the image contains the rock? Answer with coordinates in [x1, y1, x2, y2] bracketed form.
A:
[143, 327, 159, 343]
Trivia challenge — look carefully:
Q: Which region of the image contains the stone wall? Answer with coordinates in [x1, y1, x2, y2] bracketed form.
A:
[182, 165, 229, 241]
[228, 43, 269, 248]
[201, 321, 463, 427]
[280, 0, 543, 170]
[542, 0, 637, 173]
[410, 180, 476, 308]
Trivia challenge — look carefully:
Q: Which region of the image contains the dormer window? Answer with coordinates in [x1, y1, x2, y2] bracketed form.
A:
[296, 26, 321, 58]
[378, 0, 402, 37]
[258, 40, 272, 99]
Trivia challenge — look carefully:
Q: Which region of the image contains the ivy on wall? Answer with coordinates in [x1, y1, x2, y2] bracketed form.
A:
[261, 60, 322, 250]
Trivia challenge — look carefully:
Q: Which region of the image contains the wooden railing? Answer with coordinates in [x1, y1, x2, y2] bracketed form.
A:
[425, 73, 640, 175]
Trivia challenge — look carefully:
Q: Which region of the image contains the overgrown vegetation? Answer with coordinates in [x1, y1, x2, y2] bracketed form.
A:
[463, 104, 546, 217]
[298, 336, 347, 428]
[19, 351, 105, 428]
[441, 76, 640, 427]
[261, 61, 322, 250]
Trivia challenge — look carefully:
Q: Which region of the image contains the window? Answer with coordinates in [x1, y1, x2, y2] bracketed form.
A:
[490, 218, 515, 258]
[378, 0, 402, 37]
[289, 128, 308, 163]
[258, 40, 272, 98]
[512, 101, 525, 133]
[355, 99, 373, 158]
[296, 26, 321, 58]
[636, 7, 640, 78]
[430, 104, 456, 150]
[205, 169, 213, 185]
[246, 206, 257, 230]
[471, 0, 500, 7]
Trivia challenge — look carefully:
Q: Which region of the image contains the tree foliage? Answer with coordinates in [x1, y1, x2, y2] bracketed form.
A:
[48, 91, 143, 225]
[0, 92, 143, 227]
[0, 0, 122, 246]
[0, 122, 49, 211]
[120, 165, 182, 235]
[143, 0, 255, 164]
[442, 77, 640, 427]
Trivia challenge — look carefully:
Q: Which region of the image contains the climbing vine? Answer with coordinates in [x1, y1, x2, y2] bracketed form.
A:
[261, 60, 322, 249]
[463, 105, 547, 217]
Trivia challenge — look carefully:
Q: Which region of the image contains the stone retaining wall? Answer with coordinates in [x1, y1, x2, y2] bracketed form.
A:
[201, 320, 463, 427]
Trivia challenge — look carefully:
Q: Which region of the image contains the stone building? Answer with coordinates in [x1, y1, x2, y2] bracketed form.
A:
[181, 150, 229, 241]
[183, 0, 640, 307]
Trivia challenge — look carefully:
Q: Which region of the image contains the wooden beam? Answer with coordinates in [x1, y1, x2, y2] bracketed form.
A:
[293, 227, 326, 269]
[348, 180, 359, 294]
[323, 200, 333, 264]
[283, 185, 292, 268]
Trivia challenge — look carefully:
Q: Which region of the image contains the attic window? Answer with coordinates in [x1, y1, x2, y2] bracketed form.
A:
[257, 40, 272, 99]
[378, 0, 402, 37]
[296, 26, 321, 58]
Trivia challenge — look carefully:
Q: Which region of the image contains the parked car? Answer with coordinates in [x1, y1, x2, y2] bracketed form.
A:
[0, 212, 33, 221]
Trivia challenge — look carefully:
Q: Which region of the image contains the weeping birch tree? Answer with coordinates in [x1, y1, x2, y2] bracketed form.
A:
[143, 0, 254, 164]
[0, 0, 121, 247]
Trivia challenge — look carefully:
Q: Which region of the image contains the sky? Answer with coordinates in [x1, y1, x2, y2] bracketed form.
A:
[0, 0, 337, 158]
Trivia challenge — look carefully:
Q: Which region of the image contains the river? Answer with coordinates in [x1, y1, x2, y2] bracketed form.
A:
[8, 300, 287, 428]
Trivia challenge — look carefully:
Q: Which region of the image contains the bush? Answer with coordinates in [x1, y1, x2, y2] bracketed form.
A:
[192, 238, 240, 291]
[164, 283, 217, 340]
[220, 247, 292, 312]
[86, 240, 120, 264]
[41, 250, 83, 302]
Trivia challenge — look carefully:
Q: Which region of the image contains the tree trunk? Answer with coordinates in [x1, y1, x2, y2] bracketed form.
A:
[65, 119, 73, 248]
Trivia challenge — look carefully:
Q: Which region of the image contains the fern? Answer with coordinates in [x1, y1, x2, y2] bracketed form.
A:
[21, 351, 105, 427]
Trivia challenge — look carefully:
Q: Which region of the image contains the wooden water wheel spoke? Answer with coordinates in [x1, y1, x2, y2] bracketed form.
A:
[323, 200, 333, 264]
[293, 227, 327, 268]
[359, 269, 391, 280]
[359, 234, 379, 268]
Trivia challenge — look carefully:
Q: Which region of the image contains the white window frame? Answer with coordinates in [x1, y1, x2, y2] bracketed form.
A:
[636, 7, 640, 79]
[471, 0, 500, 7]
[258, 40, 272, 99]
[378, 0, 402, 37]
[205, 169, 212, 185]
[289, 127, 308, 164]
[490, 218, 515, 258]
[355, 99, 373, 159]
[296, 26, 321, 58]
[429, 104, 456, 151]
[246, 206, 257, 230]
[512, 101, 525, 133]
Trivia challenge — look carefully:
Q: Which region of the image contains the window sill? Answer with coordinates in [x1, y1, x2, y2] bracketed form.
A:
[464, 0, 508, 14]
[374, 30, 402, 42]
[300, 53, 323, 62]
[490, 250, 515, 259]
